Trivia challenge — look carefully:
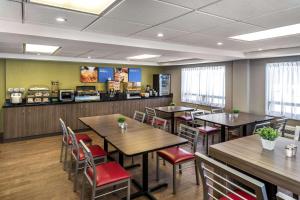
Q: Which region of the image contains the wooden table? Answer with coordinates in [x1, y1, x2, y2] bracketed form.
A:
[80, 114, 188, 200]
[209, 135, 300, 198]
[196, 112, 274, 142]
[155, 106, 194, 133]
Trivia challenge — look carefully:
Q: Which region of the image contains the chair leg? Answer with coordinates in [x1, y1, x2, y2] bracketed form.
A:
[212, 135, 215, 144]
[151, 152, 154, 159]
[131, 156, 134, 164]
[163, 159, 166, 166]
[81, 176, 86, 200]
[202, 135, 205, 146]
[156, 153, 160, 181]
[179, 164, 182, 174]
[127, 179, 131, 200]
[173, 165, 176, 194]
[68, 154, 73, 180]
[206, 134, 209, 155]
[60, 141, 64, 163]
[194, 160, 200, 185]
[64, 145, 69, 171]
[74, 161, 79, 192]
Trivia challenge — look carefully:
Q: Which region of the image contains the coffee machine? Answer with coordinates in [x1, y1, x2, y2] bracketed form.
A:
[7, 88, 25, 104]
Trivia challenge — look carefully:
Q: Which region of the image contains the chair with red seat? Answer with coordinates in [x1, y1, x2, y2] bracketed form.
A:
[156, 124, 200, 194]
[196, 152, 268, 200]
[79, 140, 131, 200]
[175, 111, 193, 133]
[68, 127, 107, 192]
[145, 107, 157, 124]
[59, 118, 93, 170]
[151, 116, 168, 160]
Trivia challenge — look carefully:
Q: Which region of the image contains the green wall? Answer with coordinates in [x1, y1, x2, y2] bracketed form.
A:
[0, 59, 163, 133]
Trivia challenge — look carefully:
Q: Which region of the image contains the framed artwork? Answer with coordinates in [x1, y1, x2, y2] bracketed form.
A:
[114, 67, 128, 82]
[98, 67, 114, 83]
[80, 66, 98, 83]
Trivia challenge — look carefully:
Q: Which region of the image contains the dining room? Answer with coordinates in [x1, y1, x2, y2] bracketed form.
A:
[1, 1, 300, 200]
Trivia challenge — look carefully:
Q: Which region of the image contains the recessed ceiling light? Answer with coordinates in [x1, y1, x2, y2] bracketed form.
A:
[25, 44, 60, 54]
[157, 33, 164, 38]
[258, 48, 263, 51]
[37, 53, 41, 56]
[217, 42, 223, 46]
[127, 54, 161, 60]
[56, 17, 67, 22]
[229, 23, 300, 41]
[29, 0, 118, 15]
[87, 56, 91, 59]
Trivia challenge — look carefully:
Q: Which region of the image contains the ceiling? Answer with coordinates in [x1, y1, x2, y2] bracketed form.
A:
[0, 0, 300, 65]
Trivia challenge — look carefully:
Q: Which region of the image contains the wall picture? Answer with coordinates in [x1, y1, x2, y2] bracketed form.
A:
[98, 67, 114, 83]
[114, 67, 128, 82]
[80, 66, 98, 83]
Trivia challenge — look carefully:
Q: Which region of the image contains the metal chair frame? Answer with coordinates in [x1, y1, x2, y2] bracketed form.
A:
[196, 152, 268, 200]
[151, 116, 168, 130]
[145, 107, 157, 124]
[59, 118, 71, 170]
[295, 126, 300, 141]
[68, 127, 106, 192]
[133, 110, 146, 123]
[271, 118, 288, 137]
[80, 140, 130, 200]
[156, 124, 200, 194]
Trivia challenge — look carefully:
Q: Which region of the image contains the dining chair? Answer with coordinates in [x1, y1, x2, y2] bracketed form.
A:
[133, 110, 146, 123]
[271, 117, 288, 137]
[68, 127, 107, 192]
[59, 118, 92, 170]
[294, 126, 300, 141]
[196, 152, 268, 200]
[277, 192, 297, 200]
[145, 107, 157, 124]
[156, 124, 200, 194]
[211, 107, 224, 113]
[80, 140, 131, 200]
[252, 122, 271, 134]
[151, 116, 168, 161]
[189, 110, 205, 127]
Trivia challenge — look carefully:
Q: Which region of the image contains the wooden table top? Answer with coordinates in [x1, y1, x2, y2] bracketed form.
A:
[196, 112, 273, 127]
[79, 114, 150, 137]
[79, 114, 188, 156]
[155, 106, 194, 113]
[209, 135, 300, 195]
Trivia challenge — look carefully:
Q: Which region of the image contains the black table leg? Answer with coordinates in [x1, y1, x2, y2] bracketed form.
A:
[104, 139, 108, 152]
[119, 151, 124, 167]
[220, 125, 226, 142]
[242, 125, 247, 136]
[171, 113, 175, 134]
[265, 182, 277, 200]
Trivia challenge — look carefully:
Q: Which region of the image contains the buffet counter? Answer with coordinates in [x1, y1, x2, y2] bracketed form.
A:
[3, 96, 172, 140]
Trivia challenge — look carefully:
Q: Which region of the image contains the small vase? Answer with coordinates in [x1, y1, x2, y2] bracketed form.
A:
[261, 138, 276, 150]
[233, 113, 239, 118]
[118, 122, 125, 128]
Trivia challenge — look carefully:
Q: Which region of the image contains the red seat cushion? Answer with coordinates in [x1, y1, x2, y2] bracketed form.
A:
[219, 189, 257, 200]
[67, 134, 92, 145]
[87, 161, 130, 187]
[198, 126, 219, 134]
[73, 145, 107, 161]
[157, 147, 195, 164]
[176, 115, 192, 121]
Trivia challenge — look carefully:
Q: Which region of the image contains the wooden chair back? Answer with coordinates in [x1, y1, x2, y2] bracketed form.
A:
[145, 107, 156, 124]
[151, 116, 168, 131]
[178, 124, 199, 153]
[253, 122, 271, 134]
[196, 152, 268, 200]
[133, 111, 146, 123]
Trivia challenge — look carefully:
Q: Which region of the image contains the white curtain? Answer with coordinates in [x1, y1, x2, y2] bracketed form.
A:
[266, 62, 300, 120]
[181, 66, 225, 107]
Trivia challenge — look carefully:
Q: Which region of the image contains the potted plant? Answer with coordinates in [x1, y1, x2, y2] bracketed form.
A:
[232, 109, 240, 118]
[257, 127, 279, 150]
[117, 116, 126, 129]
[169, 102, 175, 106]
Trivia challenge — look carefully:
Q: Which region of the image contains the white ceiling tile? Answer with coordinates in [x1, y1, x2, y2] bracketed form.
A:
[159, 11, 233, 32]
[0, 42, 23, 53]
[199, 22, 263, 38]
[24, 3, 98, 30]
[131, 26, 189, 40]
[85, 18, 150, 36]
[157, 0, 220, 9]
[200, 0, 300, 21]
[104, 0, 191, 26]
[245, 6, 300, 28]
[0, 1, 22, 22]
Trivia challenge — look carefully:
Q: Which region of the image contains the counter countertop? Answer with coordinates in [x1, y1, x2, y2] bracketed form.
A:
[3, 95, 172, 108]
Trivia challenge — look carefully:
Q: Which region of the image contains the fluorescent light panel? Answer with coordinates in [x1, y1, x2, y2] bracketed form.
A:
[127, 54, 161, 60]
[25, 44, 60, 54]
[230, 23, 300, 41]
[30, 0, 117, 15]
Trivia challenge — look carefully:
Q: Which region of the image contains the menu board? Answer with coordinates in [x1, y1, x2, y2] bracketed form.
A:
[128, 68, 142, 82]
[98, 67, 114, 83]
[114, 67, 128, 82]
[80, 66, 98, 83]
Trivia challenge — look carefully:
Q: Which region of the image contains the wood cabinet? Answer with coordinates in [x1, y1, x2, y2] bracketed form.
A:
[3, 97, 172, 139]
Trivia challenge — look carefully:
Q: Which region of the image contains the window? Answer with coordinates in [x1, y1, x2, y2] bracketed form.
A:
[181, 66, 225, 107]
[266, 61, 300, 120]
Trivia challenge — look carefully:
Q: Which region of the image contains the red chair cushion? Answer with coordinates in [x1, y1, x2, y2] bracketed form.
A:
[87, 161, 130, 187]
[73, 145, 107, 161]
[176, 115, 192, 121]
[157, 147, 195, 164]
[153, 119, 166, 126]
[67, 134, 92, 145]
[219, 189, 257, 200]
[198, 126, 219, 134]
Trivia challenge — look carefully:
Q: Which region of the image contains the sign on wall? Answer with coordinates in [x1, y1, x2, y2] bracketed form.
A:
[98, 67, 114, 83]
[128, 68, 142, 82]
